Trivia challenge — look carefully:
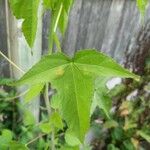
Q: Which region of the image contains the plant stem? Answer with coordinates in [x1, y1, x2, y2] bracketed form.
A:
[25, 133, 46, 146]
[51, 128, 55, 150]
[48, 15, 54, 54]
[44, 83, 51, 116]
[0, 50, 24, 74]
[46, 3, 63, 150]
[44, 83, 55, 150]
[53, 3, 63, 33]
[0, 89, 28, 101]
[48, 3, 63, 54]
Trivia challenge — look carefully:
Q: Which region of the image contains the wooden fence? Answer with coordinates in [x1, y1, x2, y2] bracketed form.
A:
[0, 0, 150, 120]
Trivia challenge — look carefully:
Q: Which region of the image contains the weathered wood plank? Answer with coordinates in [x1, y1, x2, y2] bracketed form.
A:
[61, 0, 150, 64]
[62, 0, 83, 56]
[0, 0, 9, 77]
[5, 0, 43, 122]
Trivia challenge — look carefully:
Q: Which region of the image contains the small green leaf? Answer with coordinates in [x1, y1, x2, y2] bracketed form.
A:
[60, 145, 78, 150]
[39, 112, 63, 133]
[51, 93, 61, 109]
[39, 122, 51, 134]
[65, 131, 81, 146]
[9, 141, 28, 150]
[50, 112, 63, 129]
[23, 110, 36, 126]
[103, 120, 118, 129]
[122, 140, 135, 150]
[0, 129, 13, 150]
[91, 77, 111, 118]
[24, 83, 44, 103]
[81, 145, 92, 150]
[0, 77, 14, 86]
[137, 130, 150, 143]
[111, 128, 124, 141]
[93, 91, 111, 118]
[107, 144, 119, 150]
[0, 129, 12, 142]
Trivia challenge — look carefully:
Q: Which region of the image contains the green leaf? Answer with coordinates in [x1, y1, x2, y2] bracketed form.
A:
[65, 131, 81, 146]
[51, 93, 61, 109]
[60, 145, 78, 150]
[104, 120, 118, 129]
[91, 77, 111, 118]
[0, 77, 14, 86]
[15, 50, 139, 142]
[24, 83, 44, 103]
[39, 112, 63, 133]
[23, 110, 36, 126]
[107, 144, 119, 150]
[9, 141, 28, 150]
[92, 91, 111, 118]
[43, 0, 53, 9]
[136, 0, 148, 17]
[9, 0, 40, 47]
[50, 112, 63, 129]
[62, 0, 74, 12]
[0, 129, 13, 150]
[111, 128, 124, 141]
[81, 145, 92, 150]
[0, 129, 12, 142]
[121, 140, 135, 150]
[137, 130, 150, 143]
[39, 122, 52, 134]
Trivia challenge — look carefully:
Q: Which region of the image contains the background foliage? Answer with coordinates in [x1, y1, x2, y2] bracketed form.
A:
[0, 0, 150, 150]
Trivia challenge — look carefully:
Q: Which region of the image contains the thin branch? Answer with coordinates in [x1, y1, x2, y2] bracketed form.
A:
[44, 83, 51, 116]
[25, 133, 46, 146]
[0, 89, 29, 101]
[48, 3, 63, 54]
[53, 3, 63, 33]
[0, 50, 25, 74]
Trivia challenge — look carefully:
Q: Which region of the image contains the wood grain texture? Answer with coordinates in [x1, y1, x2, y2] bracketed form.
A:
[1, 0, 150, 73]
[0, 0, 9, 77]
[4, 0, 43, 122]
[61, 0, 150, 64]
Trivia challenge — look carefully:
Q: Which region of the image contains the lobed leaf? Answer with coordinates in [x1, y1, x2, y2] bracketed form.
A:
[15, 50, 139, 143]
